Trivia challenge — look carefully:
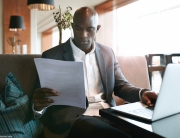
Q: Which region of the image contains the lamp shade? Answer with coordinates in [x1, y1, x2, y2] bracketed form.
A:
[27, 0, 55, 10]
[9, 16, 25, 31]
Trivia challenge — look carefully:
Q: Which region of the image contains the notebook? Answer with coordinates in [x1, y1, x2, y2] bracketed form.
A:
[111, 64, 180, 122]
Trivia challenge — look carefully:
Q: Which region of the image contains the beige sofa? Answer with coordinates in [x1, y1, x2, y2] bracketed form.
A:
[114, 56, 151, 105]
[0, 54, 150, 136]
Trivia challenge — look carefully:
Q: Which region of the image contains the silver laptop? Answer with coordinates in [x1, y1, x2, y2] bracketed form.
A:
[111, 64, 180, 122]
[152, 113, 180, 138]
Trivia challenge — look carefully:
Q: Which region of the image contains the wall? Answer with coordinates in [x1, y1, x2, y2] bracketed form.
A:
[95, 0, 137, 48]
[3, 0, 30, 54]
[30, 10, 42, 54]
[37, 33, 42, 54]
[42, 29, 52, 53]
[95, 9, 114, 48]
[0, 0, 3, 54]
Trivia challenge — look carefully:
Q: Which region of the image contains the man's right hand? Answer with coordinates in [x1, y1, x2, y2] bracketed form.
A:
[33, 88, 60, 111]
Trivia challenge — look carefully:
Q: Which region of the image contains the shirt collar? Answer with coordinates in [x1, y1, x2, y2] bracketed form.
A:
[70, 38, 96, 58]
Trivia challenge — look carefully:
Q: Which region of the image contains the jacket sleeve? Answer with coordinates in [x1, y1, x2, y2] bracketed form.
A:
[32, 52, 48, 119]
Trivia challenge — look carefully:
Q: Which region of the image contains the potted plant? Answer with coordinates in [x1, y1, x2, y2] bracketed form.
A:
[53, 6, 73, 44]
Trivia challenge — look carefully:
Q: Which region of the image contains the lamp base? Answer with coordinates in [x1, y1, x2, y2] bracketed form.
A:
[12, 45, 15, 54]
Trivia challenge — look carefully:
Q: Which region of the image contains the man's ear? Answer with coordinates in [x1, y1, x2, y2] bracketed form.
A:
[96, 25, 101, 32]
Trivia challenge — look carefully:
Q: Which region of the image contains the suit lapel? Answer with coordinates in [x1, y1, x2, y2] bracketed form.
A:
[95, 43, 107, 92]
[62, 39, 75, 61]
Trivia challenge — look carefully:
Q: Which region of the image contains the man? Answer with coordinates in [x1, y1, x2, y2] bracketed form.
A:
[33, 7, 157, 138]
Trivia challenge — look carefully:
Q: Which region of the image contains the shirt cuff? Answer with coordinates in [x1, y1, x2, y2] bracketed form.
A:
[94, 93, 104, 102]
[139, 89, 143, 101]
[87, 93, 105, 103]
[139, 88, 151, 101]
[32, 103, 46, 119]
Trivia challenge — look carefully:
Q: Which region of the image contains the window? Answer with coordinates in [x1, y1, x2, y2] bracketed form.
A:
[113, 0, 180, 56]
[52, 27, 72, 46]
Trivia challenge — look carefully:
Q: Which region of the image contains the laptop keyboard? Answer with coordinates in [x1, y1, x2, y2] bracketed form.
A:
[128, 108, 153, 118]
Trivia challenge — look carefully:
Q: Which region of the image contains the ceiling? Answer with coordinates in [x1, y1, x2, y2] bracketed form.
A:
[37, 0, 107, 32]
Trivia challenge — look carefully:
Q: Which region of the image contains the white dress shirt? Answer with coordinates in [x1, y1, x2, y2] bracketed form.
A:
[70, 38, 110, 116]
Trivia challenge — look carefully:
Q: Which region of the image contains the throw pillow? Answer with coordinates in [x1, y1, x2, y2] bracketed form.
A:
[0, 72, 43, 137]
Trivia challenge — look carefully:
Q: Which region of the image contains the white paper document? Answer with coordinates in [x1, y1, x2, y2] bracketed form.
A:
[34, 58, 86, 109]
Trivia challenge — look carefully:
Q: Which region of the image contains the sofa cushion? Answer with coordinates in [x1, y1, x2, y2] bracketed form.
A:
[0, 72, 43, 137]
[113, 56, 151, 105]
[0, 54, 41, 98]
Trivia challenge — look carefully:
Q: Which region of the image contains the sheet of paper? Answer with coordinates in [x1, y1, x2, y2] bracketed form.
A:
[34, 58, 86, 109]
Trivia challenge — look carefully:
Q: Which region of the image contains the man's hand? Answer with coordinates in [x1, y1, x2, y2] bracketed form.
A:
[141, 91, 158, 106]
[33, 88, 59, 111]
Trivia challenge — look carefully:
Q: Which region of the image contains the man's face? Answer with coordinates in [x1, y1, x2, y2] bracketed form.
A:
[72, 15, 100, 53]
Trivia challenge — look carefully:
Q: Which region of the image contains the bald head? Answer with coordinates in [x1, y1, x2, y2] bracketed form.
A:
[73, 7, 99, 26]
[72, 7, 101, 54]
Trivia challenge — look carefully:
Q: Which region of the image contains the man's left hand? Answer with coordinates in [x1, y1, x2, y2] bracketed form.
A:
[141, 91, 158, 106]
